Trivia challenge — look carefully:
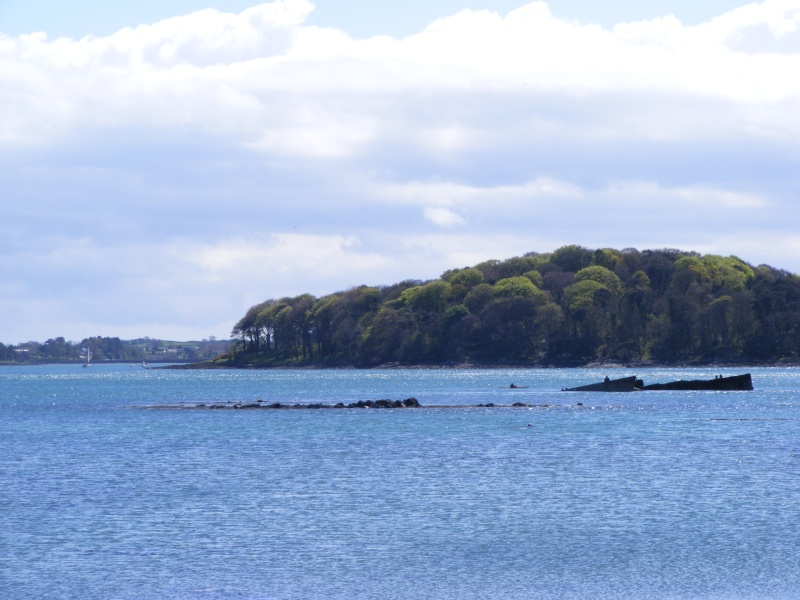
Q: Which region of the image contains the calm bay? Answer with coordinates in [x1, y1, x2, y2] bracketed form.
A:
[2, 365, 800, 599]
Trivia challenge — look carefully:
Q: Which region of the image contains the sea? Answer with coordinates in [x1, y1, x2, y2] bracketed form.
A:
[2, 364, 800, 600]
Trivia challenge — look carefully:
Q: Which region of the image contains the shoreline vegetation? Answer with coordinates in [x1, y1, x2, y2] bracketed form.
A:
[5, 246, 800, 369]
[162, 358, 797, 370]
[223, 245, 800, 370]
[0, 337, 230, 366]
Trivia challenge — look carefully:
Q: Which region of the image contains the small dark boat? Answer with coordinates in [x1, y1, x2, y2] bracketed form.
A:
[641, 373, 753, 391]
[562, 375, 642, 392]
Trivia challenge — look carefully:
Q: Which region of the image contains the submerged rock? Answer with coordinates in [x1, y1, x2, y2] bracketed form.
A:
[205, 397, 423, 410]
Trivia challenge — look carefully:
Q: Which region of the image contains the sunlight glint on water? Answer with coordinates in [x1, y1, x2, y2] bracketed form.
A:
[2, 365, 800, 599]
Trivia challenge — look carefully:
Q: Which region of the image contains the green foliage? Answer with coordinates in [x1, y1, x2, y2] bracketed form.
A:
[523, 270, 543, 288]
[627, 270, 651, 291]
[551, 245, 593, 272]
[446, 268, 484, 302]
[563, 280, 609, 312]
[443, 304, 470, 324]
[675, 256, 711, 281]
[464, 283, 495, 314]
[474, 259, 502, 283]
[225, 246, 800, 366]
[493, 277, 541, 299]
[593, 248, 623, 271]
[0, 336, 229, 364]
[444, 267, 484, 287]
[495, 257, 539, 279]
[400, 281, 451, 313]
[574, 266, 623, 295]
[701, 255, 754, 291]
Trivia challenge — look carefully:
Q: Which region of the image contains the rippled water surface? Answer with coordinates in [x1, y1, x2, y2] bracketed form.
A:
[2, 365, 800, 599]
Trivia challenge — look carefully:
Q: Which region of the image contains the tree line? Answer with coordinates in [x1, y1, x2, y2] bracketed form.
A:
[231, 246, 800, 366]
[0, 336, 230, 364]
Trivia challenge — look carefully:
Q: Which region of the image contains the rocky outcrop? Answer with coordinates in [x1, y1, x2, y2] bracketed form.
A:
[222, 398, 422, 410]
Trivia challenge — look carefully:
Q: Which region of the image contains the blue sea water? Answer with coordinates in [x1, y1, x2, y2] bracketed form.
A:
[2, 365, 800, 599]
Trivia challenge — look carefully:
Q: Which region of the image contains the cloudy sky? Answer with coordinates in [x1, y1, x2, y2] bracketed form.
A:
[2, 0, 799, 344]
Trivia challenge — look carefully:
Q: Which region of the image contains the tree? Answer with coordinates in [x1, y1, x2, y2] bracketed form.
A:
[574, 266, 622, 296]
[225, 245, 800, 366]
[551, 245, 593, 273]
[464, 283, 495, 314]
[359, 306, 419, 365]
[444, 268, 484, 302]
[561, 279, 616, 358]
[310, 286, 380, 361]
[493, 276, 542, 299]
[615, 271, 652, 360]
[232, 301, 273, 354]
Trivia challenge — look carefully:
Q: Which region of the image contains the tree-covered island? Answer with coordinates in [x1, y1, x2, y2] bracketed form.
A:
[224, 246, 800, 368]
[4, 246, 798, 368]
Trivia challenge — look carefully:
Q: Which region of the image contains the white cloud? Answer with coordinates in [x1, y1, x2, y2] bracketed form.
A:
[4, 0, 800, 150]
[368, 178, 580, 208]
[707, 0, 800, 54]
[181, 233, 390, 282]
[424, 207, 466, 227]
[604, 182, 768, 209]
[3, 1, 800, 342]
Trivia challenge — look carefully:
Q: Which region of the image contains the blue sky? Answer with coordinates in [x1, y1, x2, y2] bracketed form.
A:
[1, 1, 753, 38]
[2, 0, 799, 343]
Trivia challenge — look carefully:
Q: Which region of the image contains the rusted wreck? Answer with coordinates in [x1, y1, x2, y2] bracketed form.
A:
[563, 373, 753, 392]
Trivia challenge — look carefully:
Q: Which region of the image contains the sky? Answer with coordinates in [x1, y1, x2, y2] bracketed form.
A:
[2, 0, 799, 344]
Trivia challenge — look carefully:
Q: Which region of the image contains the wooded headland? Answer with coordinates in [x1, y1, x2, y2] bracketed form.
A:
[224, 245, 800, 368]
[7, 246, 799, 369]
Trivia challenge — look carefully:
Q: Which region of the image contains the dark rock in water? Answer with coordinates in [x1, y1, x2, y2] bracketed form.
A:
[345, 398, 418, 409]
[200, 397, 422, 410]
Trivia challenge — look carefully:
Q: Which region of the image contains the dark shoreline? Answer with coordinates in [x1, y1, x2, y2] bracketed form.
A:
[159, 359, 799, 371]
[3, 359, 796, 369]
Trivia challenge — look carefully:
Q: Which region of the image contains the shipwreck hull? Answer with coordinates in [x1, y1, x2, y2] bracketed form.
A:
[563, 373, 753, 392]
[562, 375, 642, 392]
[641, 373, 753, 391]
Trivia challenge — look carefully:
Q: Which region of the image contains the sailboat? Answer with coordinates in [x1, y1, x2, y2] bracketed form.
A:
[82, 348, 92, 368]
